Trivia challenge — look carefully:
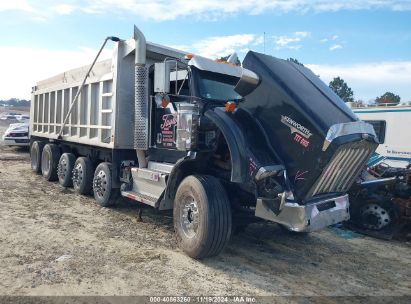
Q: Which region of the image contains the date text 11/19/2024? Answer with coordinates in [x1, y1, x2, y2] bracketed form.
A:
[149, 296, 257, 303]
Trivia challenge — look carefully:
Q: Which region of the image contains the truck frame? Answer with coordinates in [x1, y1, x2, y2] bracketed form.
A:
[30, 26, 378, 258]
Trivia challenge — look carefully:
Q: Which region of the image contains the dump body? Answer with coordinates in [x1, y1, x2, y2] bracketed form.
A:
[30, 41, 185, 149]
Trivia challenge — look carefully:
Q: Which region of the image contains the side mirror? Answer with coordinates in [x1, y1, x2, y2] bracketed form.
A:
[154, 62, 171, 93]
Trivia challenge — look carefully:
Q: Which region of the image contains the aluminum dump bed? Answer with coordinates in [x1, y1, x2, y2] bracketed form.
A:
[30, 40, 185, 149]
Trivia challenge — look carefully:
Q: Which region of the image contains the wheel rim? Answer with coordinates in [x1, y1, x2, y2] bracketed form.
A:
[93, 169, 108, 199]
[41, 150, 50, 175]
[57, 158, 68, 180]
[72, 163, 84, 188]
[180, 195, 199, 239]
[360, 203, 391, 230]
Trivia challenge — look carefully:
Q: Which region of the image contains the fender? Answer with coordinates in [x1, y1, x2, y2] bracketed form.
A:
[205, 107, 248, 183]
[159, 107, 249, 210]
[160, 156, 198, 210]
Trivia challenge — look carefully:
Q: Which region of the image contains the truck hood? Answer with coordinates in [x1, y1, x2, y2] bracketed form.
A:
[236, 51, 377, 201]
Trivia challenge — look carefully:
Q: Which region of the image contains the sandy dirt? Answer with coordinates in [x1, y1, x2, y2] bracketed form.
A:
[0, 117, 410, 297]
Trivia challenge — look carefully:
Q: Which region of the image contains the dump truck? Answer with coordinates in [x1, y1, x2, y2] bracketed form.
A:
[29, 25, 378, 258]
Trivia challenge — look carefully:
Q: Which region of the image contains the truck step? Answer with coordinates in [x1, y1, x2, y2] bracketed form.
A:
[127, 167, 168, 207]
[132, 167, 162, 181]
[147, 161, 174, 174]
[121, 190, 159, 207]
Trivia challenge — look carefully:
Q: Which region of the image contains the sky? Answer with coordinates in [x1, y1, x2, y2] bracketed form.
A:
[0, 0, 410, 102]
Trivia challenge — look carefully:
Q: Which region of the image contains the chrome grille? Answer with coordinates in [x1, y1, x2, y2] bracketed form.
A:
[307, 141, 375, 198]
[134, 65, 149, 150]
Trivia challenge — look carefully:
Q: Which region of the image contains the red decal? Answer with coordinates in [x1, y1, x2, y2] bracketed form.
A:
[294, 133, 310, 148]
[160, 114, 177, 130]
[160, 114, 176, 146]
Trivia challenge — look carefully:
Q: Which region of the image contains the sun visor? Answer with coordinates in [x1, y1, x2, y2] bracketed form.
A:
[188, 56, 242, 77]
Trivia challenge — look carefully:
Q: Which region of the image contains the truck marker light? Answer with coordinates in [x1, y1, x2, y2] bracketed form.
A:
[184, 54, 194, 60]
[225, 102, 236, 113]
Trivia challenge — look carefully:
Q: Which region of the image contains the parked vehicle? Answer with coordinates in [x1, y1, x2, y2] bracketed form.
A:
[16, 114, 30, 122]
[0, 112, 20, 120]
[2, 122, 30, 146]
[347, 104, 411, 238]
[29, 25, 377, 258]
[349, 163, 411, 238]
[352, 105, 411, 168]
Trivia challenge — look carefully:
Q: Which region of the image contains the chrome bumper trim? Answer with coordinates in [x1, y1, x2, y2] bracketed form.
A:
[255, 194, 350, 232]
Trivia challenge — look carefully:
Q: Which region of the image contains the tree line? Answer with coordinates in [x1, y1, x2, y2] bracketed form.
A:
[0, 98, 31, 107]
[286, 58, 402, 106]
[328, 76, 401, 106]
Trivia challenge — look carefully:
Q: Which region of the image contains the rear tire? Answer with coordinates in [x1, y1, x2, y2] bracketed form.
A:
[58, 153, 76, 187]
[72, 157, 93, 195]
[173, 175, 232, 259]
[30, 141, 44, 174]
[93, 162, 119, 207]
[353, 199, 399, 231]
[41, 144, 61, 181]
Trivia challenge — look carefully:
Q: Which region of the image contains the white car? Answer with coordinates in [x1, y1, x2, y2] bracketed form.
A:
[2, 122, 29, 146]
[0, 112, 20, 120]
[16, 114, 30, 122]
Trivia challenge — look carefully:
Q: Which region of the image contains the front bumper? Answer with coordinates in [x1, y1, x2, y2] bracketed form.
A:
[255, 194, 350, 232]
[3, 137, 30, 146]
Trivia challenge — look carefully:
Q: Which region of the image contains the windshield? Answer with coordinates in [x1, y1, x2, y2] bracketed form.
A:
[194, 69, 242, 101]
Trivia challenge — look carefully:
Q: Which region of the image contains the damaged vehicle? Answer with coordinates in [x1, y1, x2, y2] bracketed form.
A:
[348, 104, 411, 239]
[29, 25, 377, 258]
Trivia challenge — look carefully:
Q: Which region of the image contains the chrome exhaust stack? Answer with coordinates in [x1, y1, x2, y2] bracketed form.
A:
[234, 68, 260, 97]
[133, 25, 148, 168]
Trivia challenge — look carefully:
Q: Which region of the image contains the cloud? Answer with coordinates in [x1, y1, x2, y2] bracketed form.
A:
[329, 44, 343, 51]
[173, 34, 263, 58]
[1, 44, 410, 103]
[307, 61, 411, 101]
[288, 45, 303, 50]
[4, 1, 411, 21]
[0, 0, 35, 13]
[274, 31, 310, 49]
[321, 34, 339, 43]
[0, 46, 112, 100]
[52, 4, 76, 15]
[0, 33, 261, 99]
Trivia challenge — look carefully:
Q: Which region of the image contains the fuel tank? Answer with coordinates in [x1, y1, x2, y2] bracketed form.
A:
[237, 51, 378, 202]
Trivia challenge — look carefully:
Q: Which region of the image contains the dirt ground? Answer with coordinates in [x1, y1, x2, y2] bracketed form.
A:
[0, 117, 410, 297]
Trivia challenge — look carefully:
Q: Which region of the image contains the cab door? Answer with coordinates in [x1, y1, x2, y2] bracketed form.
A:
[150, 65, 192, 152]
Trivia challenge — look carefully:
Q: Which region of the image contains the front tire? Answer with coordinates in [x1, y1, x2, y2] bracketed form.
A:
[41, 144, 61, 181]
[93, 162, 118, 207]
[173, 175, 232, 259]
